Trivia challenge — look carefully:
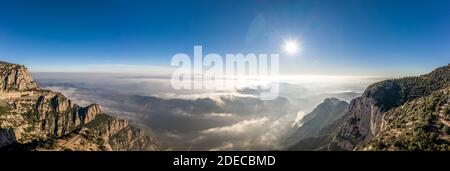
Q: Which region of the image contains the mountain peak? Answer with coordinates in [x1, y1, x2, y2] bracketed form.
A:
[323, 97, 343, 105]
[0, 61, 13, 65]
[0, 61, 38, 92]
[422, 63, 450, 82]
[0, 61, 161, 151]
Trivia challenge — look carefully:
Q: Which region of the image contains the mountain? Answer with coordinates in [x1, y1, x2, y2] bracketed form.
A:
[288, 113, 349, 151]
[332, 64, 450, 150]
[0, 61, 161, 151]
[359, 87, 450, 150]
[287, 98, 348, 147]
[288, 64, 450, 151]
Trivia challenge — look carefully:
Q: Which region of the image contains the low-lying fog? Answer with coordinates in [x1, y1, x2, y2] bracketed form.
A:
[32, 72, 384, 150]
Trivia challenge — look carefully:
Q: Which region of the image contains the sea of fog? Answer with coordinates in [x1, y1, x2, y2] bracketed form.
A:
[32, 72, 384, 150]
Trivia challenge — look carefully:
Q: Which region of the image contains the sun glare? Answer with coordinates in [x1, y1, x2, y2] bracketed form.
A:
[283, 39, 301, 55]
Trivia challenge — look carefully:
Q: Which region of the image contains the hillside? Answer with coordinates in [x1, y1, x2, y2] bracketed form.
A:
[287, 98, 348, 147]
[330, 64, 450, 150]
[289, 112, 349, 151]
[288, 64, 450, 151]
[360, 87, 450, 151]
[0, 61, 161, 151]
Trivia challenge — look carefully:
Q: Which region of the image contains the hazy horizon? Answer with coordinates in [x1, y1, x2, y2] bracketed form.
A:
[1, 0, 449, 76]
[31, 71, 383, 150]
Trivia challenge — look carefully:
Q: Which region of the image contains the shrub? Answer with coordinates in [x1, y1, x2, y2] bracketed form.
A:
[443, 126, 450, 134]
[443, 107, 449, 115]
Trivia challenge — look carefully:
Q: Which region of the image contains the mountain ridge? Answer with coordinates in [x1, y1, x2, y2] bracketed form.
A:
[287, 64, 450, 151]
[359, 86, 450, 150]
[287, 97, 348, 148]
[333, 64, 450, 150]
[0, 61, 161, 151]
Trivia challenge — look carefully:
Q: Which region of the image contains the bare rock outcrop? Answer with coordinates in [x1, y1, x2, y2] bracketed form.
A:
[0, 61, 161, 151]
[0, 61, 38, 92]
[332, 97, 382, 150]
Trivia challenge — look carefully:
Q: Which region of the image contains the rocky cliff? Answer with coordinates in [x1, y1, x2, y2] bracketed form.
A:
[332, 64, 450, 150]
[359, 87, 450, 151]
[0, 61, 38, 92]
[287, 64, 450, 151]
[0, 61, 161, 151]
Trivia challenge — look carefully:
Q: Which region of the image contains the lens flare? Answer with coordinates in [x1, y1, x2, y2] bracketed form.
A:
[283, 39, 301, 55]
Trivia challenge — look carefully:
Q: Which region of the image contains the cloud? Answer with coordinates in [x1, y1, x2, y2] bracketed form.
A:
[196, 111, 298, 150]
[32, 64, 174, 74]
[34, 72, 378, 150]
[209, 142, 234, 151]
[44, 86, 96, 107]
[202, 117, 269, 135]
[206, 113, 233, 117]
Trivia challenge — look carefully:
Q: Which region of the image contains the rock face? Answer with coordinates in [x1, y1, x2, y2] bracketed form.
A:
[84, 114, 160, 151]
[332, 97, 381, 150]
[287, 64, 450, 151]
[0, 61, 161, 151]
[0, 61, 38, 92]
[359, 87, 450, 151]
[332, 64, 450, 150]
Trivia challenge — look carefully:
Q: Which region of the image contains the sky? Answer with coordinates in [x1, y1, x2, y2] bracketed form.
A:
[0, 0, 449, 76]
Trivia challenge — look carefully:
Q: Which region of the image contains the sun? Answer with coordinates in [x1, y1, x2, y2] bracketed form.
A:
[283, 39, 301, 55]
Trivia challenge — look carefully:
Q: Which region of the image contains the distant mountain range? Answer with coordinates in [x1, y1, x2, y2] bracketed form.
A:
[289, 64, 450, 151]
[0, 61, 161, 151]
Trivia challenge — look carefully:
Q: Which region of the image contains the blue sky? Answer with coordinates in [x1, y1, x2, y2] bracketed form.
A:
[0, 0, 449, 76]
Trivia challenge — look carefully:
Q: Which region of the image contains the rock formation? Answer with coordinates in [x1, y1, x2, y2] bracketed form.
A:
[288, 64, 450, 151]
[0, 61, 161, 151]
[333, 64, 450, 150]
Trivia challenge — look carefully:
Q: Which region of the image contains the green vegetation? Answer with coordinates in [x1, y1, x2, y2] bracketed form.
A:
[443, 126, 450, 135]
[363, 64, 449, 112]
[0, 104, 11, 116]
[289, 112, 351, 151]
[2, 138, 58, 151]
[361, 87, 450, 151]
[443, 106, 449, 116]
[84, 113, 112, 129]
